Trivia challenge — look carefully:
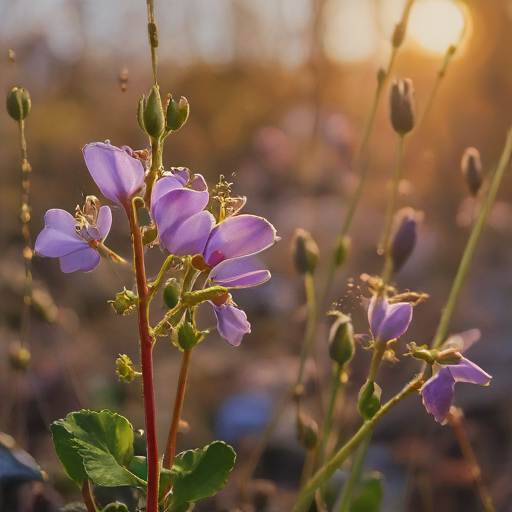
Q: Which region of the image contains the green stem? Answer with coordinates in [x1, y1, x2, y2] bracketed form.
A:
[432, 128, 512, 348]
[146, 0, 158, 87]
[297, 272, 317, 391]
[336, 432, 371, 512]
[367, 340, 387, 384]
[293, 375, 422, 512]
[145, 136, 163, 208]
[149, 254, 175, 303]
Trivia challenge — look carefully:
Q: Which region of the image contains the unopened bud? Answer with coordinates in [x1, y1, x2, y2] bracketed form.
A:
[334, 235, 351, 267]
[173, 320, 207, 350]
[389, 79, 415, 135]
[392, 21, 406, 48]
[102, 503, 129, 512]
[297, 413, 319, 450]
[461, 147, 483, 196]
[9, 342, 30, 371]
[109, 288, 139, 315]
[139, 86, 165, 138]
[115, 354, 140, 384]
[328, 312, 355, 367]
[377, 68, 386, 86]
[162, 279, 181, 310]
[142, 225, 158, 246]
[166, 95, 190, 133]
[358, 380, 381, 420]
[6, 87, 31, 121]
[390, 208, 418, 273]
[291, 228, 319, 274]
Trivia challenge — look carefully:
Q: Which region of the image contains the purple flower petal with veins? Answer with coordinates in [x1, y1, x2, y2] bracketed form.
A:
[83, 142, 145, 207]
[368, 294, 412, 342]
[421, 358, 491, 424]
[212, 303, 251, 346]
[210, 256, 270, 288]
[35, 207, 112, 273]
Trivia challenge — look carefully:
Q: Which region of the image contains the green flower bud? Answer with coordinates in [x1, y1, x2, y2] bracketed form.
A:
[165, 95, 190, 132]
[6, 87, 31, 121]
[334, 235, 351, 267]
[109, 288, 139, 315]
[102, 503, 130, 512]
[140, 86, 165, 138]
[172, 320, 207, 350]
[328, 312, 355, 367]
[297, 413, 319, 450]
[115, 354, 140, 384]
[291, 228, 319, 274]
[141, 224, 158, 246]
[162, 279, 181, 310]
[358, 380, 382, 420]
[181, 286, 229, 307]
[461, 147, 483, 197]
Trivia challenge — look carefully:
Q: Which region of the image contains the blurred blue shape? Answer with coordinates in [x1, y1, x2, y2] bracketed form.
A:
[213, 393, 272, 445]
[0, 432, 43, 484]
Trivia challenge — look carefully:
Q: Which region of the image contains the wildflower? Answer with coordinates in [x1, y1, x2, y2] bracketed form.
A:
[390, 208, 418, 273]
[35, 205, 112, 273]
[368, 293, 413, 343]
[211, 299, 251, 347]
[421, 330, 492, 424]
[83, 142, 145, 207]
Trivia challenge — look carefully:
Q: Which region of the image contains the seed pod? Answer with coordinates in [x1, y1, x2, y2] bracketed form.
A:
[358, 380, 382, 420]
[173, 320, 206, 350]
[461, 147, 483, 196]
[141, 86, 165, 138]
[6, 87, 31, 121]
[166, 95, 190, 132]
[328, 312, 355, 367]
[291, 228, 319, 274]
[390, 208, 418, 273]
[389, 79, 415, 135]
[297, 413, 319, 450]
[162, 279, 181, 310]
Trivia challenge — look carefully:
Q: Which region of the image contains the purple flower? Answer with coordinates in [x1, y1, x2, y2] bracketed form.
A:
[368, 294, 413, 343]
[211, 302, 251, 347]
[83, 142, 145, 207]
[421, 330, 492, 424]
[35, 207, 112, 273]
[151, 172, 215, 256]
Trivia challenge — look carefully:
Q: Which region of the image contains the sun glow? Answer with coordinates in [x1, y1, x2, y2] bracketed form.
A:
[408, 0, 467, 54]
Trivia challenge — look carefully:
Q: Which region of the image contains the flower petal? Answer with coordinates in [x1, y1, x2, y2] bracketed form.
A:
[160, 211, 215, 256]
[204, 215, 277, 266]
[59, 247, 101, 273]
[151, 175, 184, 209]
[35, 209, 87, 258]
[421, 367, 455, 424]
[368, 295, 387, 340]
[97, 206, 112, 240]
[190, 174, 207, 191]
[442, 329, 481, 353]
[210, 256, 271, 288]
[377, 301, 412, 342]
[152, 187, 210, 238]
[212, 303, 251, 346]
[83, 142, 145, 206]
[448, 358, 492, 385]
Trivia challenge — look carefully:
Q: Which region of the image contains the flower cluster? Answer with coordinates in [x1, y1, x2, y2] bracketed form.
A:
[35, 142, 277, 346]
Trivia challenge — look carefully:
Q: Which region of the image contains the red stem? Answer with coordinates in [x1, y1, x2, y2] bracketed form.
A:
[126, 201, 159, 512]
[81, 479, 98, 512]
[163, 348, 192, 470]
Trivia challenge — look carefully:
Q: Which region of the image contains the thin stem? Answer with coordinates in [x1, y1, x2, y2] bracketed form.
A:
[367, 340, 387, 384]
[146, 0, 158, 87]
[300, 449, 317, 491]
[447, 410, 496, 512]
[432, 128, 512, 348]
[126, 199, 159, 512]
[163, 348, 192, 470]
[81, 479, 98, 512]
[144, 137, 163, 208]
[149, 254, 175, 303]
[297, 272, 317, 390]
[293, 375, 422, 512]
[336, 432, 371, 512]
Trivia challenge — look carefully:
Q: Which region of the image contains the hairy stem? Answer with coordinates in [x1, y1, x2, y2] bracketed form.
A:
[126, 199, 159, 512]
[144, 136, 163, 208]
[432, 128, 512, 348]
[163, 348, 192, 470]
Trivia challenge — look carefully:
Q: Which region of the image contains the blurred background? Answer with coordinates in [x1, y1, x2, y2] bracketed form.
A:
[2, 0, 512, 510]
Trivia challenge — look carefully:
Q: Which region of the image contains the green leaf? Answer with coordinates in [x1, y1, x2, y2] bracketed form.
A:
[51, 410, 145, 489]
[350, 472, 384, 512]
[101, 504, 129, 512]
[169, 441, 236, 505]
[51, 422, 88, 485]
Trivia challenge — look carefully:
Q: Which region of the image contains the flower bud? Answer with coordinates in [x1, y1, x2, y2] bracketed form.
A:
[334, 235, 351, 267]
[328, 312, 355, 367]
[115, 354, 140, 384]
[377, 68, 386, 86]
[173, 320, 207, 350]
[139, 86, 165, 138]
[162, 279, 181, 310]
[297, 413, 319, 450]
[291, 228, 319, 274]
[109, 288, 139, 315]
[390, 208, 417, 273]
[6, 87, 31, 121]
[358, 380, 381, 420]
[461, 147, 483, 196]
[392, 21, 406, 48]
[103, 503, 130, 512]
[9, 342, 30, 371]
[166, 95, 190, 132]
[142, 225, 158, 246]
[389, 79, 415, 135]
